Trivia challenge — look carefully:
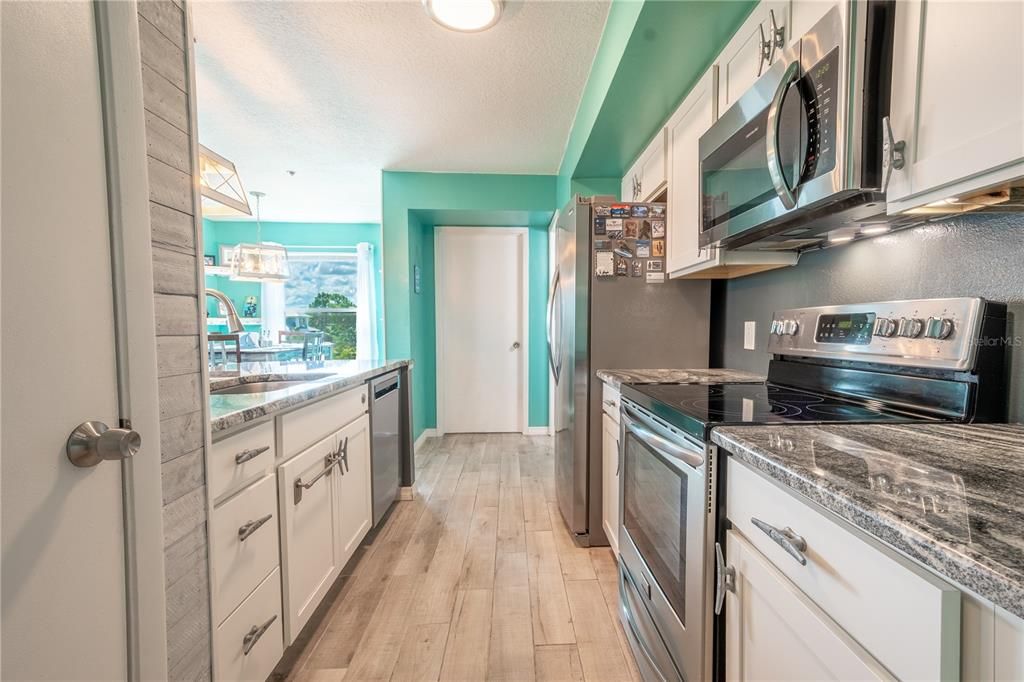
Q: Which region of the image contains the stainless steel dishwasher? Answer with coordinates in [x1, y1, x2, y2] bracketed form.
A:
[370, 371, 401, 526]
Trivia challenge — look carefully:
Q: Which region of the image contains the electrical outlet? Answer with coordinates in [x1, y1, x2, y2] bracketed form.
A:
[744, 321, 756, 350]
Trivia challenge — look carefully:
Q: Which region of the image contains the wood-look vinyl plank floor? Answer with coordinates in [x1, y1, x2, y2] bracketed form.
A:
[289, 434, 638, 682]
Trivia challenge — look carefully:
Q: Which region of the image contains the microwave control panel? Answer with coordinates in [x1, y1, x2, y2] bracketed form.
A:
[800, 47, 840, 182]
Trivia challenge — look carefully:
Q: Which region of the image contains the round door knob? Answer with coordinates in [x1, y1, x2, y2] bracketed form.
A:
[874, 317, 897, 338]
[66, 421, 141, 468]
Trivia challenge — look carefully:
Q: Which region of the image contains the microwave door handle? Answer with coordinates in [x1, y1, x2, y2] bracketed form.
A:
[765, 59, 801, 210]
[622, 407, 705, 471]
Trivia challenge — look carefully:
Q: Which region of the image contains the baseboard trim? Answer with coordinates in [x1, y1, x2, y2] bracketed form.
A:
[414, 428, 438, 451]
[522, 426, 550, 436]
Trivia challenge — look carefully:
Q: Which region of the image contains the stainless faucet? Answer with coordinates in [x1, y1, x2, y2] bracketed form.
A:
[206, 289, 245, 333]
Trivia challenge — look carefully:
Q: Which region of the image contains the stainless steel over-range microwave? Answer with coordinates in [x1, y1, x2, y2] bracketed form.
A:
[699, 2, 896, 251]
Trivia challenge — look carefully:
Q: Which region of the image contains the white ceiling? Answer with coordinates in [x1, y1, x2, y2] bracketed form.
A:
[193, 0, 610, 223]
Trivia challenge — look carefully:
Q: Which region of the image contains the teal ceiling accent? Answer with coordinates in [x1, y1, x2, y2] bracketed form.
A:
[409, 208, 555, 229]
[572, 0, 757, 179]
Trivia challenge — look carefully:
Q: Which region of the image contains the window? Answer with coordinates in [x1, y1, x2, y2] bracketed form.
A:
[284, 250, 358, 359]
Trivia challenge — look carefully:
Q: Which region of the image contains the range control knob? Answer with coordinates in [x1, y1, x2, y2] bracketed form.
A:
[781, 319, 800, 336]
[897, 317, 925, 338]
[925, 317, 955, 340]
[770, 320, 782, 335]
[874, 317, 897, 338]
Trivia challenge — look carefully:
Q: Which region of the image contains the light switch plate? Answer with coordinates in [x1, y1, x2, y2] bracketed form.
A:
[743, 321, 756, 350]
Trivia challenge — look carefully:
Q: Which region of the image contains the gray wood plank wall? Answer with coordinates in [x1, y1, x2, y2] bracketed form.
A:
[137, 2, 212, 679]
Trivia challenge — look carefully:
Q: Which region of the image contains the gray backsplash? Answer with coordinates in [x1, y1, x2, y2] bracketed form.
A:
[712, 212, 1024, 422]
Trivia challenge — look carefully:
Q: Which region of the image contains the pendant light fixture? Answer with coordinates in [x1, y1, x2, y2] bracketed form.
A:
[229, 191, 290, 282]
[423, 0, 502, 32]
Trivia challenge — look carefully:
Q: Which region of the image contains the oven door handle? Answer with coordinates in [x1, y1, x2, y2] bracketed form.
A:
[622, 406, 704, 471]
[765, 59, 801, 210]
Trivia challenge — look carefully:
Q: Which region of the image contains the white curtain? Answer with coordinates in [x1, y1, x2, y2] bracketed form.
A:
[355, 242, 379, 361]
[261, 280, 287, 342]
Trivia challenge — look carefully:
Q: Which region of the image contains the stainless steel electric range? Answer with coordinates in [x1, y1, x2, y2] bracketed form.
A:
[615, 298, 1008, 682]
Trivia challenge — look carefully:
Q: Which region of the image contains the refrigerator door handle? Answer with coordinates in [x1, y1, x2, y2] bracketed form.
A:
[547, 269, 561, 383]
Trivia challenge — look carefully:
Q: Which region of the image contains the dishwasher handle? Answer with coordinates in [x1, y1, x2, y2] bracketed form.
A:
[372, 373, 400, 401]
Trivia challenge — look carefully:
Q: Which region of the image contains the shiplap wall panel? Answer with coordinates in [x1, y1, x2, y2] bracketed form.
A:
[139, 1, 212, 678]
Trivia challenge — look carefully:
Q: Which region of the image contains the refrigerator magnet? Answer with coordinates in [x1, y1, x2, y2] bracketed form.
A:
[594, 250, 614, 277]
[635, 240, 651, 258]
[650, 205, 666, 218]
[613, 239, 634, 258]
[610, 203, 630, 217]
[624, 220, 639, 239]
[595, 204, 611, 216]
[615, 256, 629, 276]
[594, 217, 606, 235]
[647, 259, 664, 272]
[651, 220, 666, 238]
[594, 239, 611, 251]
[638, 220, 653, 239]
[631, 204, 650, 217]
[631, 259, 643, 277]
[653, 239, 666, 257]
[646, 272, 666, 283]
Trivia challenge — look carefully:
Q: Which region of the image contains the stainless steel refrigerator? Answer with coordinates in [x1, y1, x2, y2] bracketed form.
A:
[549, 195, 711, 546]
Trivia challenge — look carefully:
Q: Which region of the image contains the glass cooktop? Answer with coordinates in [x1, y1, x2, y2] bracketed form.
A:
[623, 382, 930, 439]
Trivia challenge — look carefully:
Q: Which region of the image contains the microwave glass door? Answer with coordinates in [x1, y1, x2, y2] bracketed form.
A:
[701, 82, 809, 233]
[621, 424, 699, 623]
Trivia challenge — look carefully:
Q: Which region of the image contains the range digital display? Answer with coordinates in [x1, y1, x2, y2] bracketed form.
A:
[816, 313, 875, 344]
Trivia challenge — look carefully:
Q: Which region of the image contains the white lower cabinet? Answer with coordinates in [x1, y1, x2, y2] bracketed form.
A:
[723, 530, 891, 681]
[601, 412, 620, 555]
[215, 567, 284, 682]
[278, 412, 372, 644]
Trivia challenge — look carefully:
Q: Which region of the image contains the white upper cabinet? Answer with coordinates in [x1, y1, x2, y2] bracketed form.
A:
[621, 128, 667, 202]
[886, 0, 1024, 211]
[667, 68, 718, 275]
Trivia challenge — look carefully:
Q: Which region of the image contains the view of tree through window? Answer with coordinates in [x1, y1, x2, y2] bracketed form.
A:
[285, 253, 358, 359]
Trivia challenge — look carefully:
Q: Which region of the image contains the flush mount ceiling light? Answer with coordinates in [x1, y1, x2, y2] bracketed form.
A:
[423, 0, 502, 32]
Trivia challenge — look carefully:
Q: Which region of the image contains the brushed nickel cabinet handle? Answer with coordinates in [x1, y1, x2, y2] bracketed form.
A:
[237, 514, 273, 542]
[242, 615, 277, 655]
[294, 452, 338, 504]
[235, 445, 270, 465]
[714, 541, 735, 615]
[751, 517, 807, 565]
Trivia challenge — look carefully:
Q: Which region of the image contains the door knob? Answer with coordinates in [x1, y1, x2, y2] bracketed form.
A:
[66, 420, 141, 468]
[511, 341, 521, 350]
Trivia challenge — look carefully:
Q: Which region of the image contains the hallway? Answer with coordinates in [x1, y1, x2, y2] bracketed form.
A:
[283, 434, 640, 681]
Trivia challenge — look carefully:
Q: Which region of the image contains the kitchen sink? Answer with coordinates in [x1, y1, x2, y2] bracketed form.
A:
[212, 379, 321, 395]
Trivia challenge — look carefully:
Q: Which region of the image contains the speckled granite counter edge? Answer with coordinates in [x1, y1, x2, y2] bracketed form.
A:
[211, 359, 411, 435]
[712, 428, 1024, 619]
[596, 368, 765, 389]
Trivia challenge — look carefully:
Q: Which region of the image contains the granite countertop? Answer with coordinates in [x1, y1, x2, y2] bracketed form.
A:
[596, 368, 764, 388]
[712, 422, 1024, 618]
[209, 359, 411, 435]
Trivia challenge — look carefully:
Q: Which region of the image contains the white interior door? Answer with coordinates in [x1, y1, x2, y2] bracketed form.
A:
[437, 228, 525, 433]
[2, 3, 163, 679]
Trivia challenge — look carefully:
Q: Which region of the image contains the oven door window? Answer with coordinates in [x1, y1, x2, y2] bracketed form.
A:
[622, 431, 689, 623]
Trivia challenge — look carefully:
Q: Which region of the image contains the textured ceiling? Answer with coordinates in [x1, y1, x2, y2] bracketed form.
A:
[193, 0, 610, 223]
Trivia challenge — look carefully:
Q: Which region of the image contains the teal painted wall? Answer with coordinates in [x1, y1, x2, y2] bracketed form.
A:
[203, 219, 385, 354]
[382, 172, 558, 439]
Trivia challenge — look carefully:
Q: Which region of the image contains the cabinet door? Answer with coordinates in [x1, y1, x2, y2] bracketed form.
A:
[717, 4, 768, 116]
[887, 0, 1024, 205]
[334, 413, 372, 569]
[278, 431, 340, 643]
[622, 158, 642, 202]
[640, 129, 667, 201]
[667, 67, 718, 276]
[601, 413, 620, 555]
[724, 531, 892, 682]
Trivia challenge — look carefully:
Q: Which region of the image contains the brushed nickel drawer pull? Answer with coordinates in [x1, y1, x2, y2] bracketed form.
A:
[751, 517, 807, 565]
[242, 615, 277, 655]
[294, 452, 339, 504]
[337, 437, 350, 474]
[237, 514, 273, 542]
[235, 445, 270, 465]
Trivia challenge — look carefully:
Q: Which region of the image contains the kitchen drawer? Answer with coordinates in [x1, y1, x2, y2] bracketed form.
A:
[726, 458, 960, 682]
[280, 385, 367, 458]
[215, 567, 283, 682]
[602, 382, 622, 423]
[210, 421, 275, 502]
[211, 474, 279, 625]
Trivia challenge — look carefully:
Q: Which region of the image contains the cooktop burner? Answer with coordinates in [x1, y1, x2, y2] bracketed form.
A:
[624, 382, 928, 438]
